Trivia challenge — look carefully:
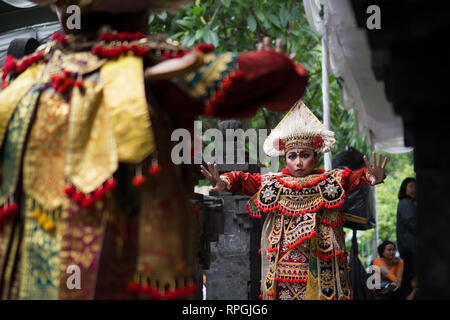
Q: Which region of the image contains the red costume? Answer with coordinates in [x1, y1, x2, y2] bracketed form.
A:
[220, 167, 372, 300]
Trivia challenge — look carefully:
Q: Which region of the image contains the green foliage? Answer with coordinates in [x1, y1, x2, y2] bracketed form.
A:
[148, 0, 369, 160]
[356, 151, 415, 252]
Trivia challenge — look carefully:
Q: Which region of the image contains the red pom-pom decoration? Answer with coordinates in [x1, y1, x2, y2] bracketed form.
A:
[64, 185, 76, 197]
[132, 175, 146, 187]
[2, 55, 17, 76]
[81, 195, 95, 209]
[137, 47, 150, 57]
[162, 290, 176, 300]
[0, 202, 19, 223]
[274, 138, 285, 151]
[195, 43, 215, 54]
[148, 164, 161, 176]
[6, 203, 18, 217]
[126, 282, 140, 293]
[16, 63, 26, 73]
[222, 78, 233, 90]
[139, 285, 151, 294]
[74, 80, 83, 88]
[94, 187, 106, 201]
[214, 90, 225, 104]
[104, 178, 118, 192]
[233, 69, 244, 80]
[72, 192, 85, 204]
[52, 32, 67, 45]
[311, 134, 324, 148]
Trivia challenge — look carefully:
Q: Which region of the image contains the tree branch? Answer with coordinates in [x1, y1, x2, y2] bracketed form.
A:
[207, 0, 222, 28]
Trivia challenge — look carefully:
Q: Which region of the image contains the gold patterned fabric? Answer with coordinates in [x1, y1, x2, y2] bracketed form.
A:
[19, 197, 62, 300]
[256, 169, 348, 215]
[0, 222, 21, 299]
[253, 169, 352, 300]
[36, 50, 106, 84]
[58, 199, 108, 299]
[0, 90, 40, 294]
[23, 90, 69, 210]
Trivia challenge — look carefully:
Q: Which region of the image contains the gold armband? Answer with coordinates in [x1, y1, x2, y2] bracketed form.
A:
[220, 175, 232, 191]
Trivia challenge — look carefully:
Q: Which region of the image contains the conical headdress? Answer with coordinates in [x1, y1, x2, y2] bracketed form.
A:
[263, 100, 335, 157]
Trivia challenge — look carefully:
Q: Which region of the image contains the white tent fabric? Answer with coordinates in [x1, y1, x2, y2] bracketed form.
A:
[303, 0, 412, 154]
[2, 0, 36, 8]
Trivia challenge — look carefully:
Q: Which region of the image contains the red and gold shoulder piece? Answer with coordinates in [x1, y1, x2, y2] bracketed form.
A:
[49, 30, 190, 62]
[246, 168, 352, 219]
[1, 50, 45, 89]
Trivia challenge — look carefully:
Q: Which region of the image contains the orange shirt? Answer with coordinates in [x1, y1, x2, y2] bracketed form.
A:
[373, 257, 404, 284]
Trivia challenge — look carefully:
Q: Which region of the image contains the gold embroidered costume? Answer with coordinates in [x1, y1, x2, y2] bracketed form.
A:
[220, 102, 378, 300]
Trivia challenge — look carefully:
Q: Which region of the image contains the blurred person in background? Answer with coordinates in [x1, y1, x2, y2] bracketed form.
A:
[373, 240, 403, 300]
[396, 177, 417, 299]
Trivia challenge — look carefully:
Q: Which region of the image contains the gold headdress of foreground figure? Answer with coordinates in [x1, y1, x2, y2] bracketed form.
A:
[30, 0, 192, 13]
[263, 100, 336, 157]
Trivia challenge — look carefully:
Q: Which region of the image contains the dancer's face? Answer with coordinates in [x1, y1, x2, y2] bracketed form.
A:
[285, 148, 319, 177]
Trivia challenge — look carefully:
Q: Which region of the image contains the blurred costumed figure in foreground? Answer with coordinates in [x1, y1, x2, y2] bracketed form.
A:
[0, 0, 308, 299]
[201, 101, 388, 300]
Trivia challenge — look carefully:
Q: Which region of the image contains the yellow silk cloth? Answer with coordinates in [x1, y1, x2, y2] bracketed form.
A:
[0, 63, 42, 150]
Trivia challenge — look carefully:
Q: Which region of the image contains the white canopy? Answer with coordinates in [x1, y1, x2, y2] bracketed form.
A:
[303, 0, 412, 154]
[2, 0, 36, 8]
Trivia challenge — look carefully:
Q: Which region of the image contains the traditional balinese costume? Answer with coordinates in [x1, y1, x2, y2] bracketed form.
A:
[220, 101, 377, 300]
[0, 0, 308, 299]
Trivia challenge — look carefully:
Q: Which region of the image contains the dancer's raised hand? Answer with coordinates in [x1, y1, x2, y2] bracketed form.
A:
[200, 162, 226, 192]
[256, 37, 297, 60]
[363, 152, 388, 185]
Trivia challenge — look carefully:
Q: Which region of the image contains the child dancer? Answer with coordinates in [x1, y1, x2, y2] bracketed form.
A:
[201, 100, 387, 300]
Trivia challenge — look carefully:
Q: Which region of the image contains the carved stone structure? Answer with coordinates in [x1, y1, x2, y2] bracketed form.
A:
[203, 120, 262, 300]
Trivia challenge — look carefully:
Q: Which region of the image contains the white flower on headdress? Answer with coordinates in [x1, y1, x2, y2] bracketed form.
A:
[263, 100, 335, 156]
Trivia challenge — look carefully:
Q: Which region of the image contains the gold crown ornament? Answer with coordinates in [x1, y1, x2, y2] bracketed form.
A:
[30, 0, 193, 13]
[263, 100, 336, 157]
